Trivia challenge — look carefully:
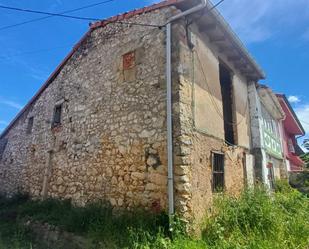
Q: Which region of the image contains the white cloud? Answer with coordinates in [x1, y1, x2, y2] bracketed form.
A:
[294, 104, 309, 152]
[0, 97, 23, 110]
[288, 96, 301, 104]
[295, 104, 309, 151]
[295, 104, 309, 133]
[218, 0, 309, 44]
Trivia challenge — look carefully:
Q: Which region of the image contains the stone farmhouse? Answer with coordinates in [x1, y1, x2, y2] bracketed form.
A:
[0, 0, 287, 224]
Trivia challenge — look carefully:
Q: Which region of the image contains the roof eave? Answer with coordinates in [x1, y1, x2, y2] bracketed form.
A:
[277, 94, 306, 135]
[207, 2, 265, 80]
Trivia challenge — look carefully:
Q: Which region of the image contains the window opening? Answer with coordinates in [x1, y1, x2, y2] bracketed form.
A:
[27, 117, 34, 134]
[212, 152, 225, 192]
[52, 104, 62, 127]
[219, 63, 237, 145]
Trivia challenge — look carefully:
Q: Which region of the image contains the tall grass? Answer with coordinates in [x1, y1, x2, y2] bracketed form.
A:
[0, 181, 308, 249]
[201, 182, 309, 249]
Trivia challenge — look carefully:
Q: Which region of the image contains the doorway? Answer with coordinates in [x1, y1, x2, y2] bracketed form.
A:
[219, 63, 237, 145]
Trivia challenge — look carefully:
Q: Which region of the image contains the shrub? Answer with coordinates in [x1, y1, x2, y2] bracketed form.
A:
[201, 183, 309, 249]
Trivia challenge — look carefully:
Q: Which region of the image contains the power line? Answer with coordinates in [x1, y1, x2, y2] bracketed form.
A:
[0, 1, 227, 58]
[0, 2, 162, 30]
[188, 0, 226, 25]
[0, 4, 101, 21]
[209, 0, 226, 12]
[0, 0, 116, 31]
[0, 0, 225, 31]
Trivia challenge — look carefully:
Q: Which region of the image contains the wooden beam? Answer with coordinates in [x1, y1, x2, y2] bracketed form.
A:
[240, 66, 255, 75]
[234, 61, 247, 68]
[240, 71, 254, 75]
[199, 23, 217, 32]
[217, 45, 233, 53]
[227, 55, 241, 61]
[209, 36, 225, 43]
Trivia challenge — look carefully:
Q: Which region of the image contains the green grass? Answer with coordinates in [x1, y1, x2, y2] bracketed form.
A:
[0, 181, 308, 249]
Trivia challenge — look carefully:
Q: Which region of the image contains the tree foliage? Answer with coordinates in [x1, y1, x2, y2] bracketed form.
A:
[303, 139, 309, 150]
[301, 139, 309, 168]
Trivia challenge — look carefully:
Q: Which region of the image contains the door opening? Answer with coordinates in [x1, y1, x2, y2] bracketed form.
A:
[219, 63, 236, 145]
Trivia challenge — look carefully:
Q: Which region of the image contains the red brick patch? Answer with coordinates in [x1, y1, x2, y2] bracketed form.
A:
[123, 51, 135, 70]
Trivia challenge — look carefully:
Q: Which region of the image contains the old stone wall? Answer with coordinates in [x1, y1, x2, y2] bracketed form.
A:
[0, 8, 177, 211]
[1, 5, 254, 225]
[172, 22, 251, 224]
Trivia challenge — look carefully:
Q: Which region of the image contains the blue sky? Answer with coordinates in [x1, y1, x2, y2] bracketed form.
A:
[0, 0, 308, 149]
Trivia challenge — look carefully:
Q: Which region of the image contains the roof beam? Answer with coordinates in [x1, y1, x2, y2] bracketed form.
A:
[209, 35, 225, 43]
[217, 45, 233, 53]
[227, 55, 241, 61]
[199, 23, 217, 32]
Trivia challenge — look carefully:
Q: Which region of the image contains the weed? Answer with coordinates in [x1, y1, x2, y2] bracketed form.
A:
[0, 182, 308, 249]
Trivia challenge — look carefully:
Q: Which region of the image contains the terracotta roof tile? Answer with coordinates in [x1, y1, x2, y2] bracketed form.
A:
[90, 0, 184, 29]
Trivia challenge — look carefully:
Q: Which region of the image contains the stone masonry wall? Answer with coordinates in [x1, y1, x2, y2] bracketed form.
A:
[1, 5, 252, 225]
[0, 8, 178, 212]
[172, 22, 250, 225]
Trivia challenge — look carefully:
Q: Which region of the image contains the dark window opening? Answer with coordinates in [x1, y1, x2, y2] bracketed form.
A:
[27, 117, 34, 134]
[52, 104, 62, 127]
[0, 138, 8, 160]
[212, 152, 225, 192]
[219, 63, 237, 145]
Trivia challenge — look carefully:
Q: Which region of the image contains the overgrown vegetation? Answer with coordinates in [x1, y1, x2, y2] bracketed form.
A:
[0, 181, 308, 249]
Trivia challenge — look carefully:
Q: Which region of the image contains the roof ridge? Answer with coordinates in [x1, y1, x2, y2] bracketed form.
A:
[90, 0, 184, 30]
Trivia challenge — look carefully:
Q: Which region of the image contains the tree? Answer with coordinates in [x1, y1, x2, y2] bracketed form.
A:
[303, 139, 309, 150]
[301, 139, 309, 168]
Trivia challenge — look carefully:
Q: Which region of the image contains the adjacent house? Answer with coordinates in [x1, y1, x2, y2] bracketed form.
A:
[0, 0, 274, 225]
[276, 94, 305, 172]
[248, 84, 286, 189]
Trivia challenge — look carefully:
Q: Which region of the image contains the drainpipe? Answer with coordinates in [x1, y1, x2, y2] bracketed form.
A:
[165, 0, 207, 217]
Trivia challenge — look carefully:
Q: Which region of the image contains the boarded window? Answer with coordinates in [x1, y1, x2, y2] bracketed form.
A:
[52, 104, 62, 127]
[0, 138, 8, 160]
[27, 117, 34, 134]
[212, 152, 225, 192]
[123, 51, 135, 70]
